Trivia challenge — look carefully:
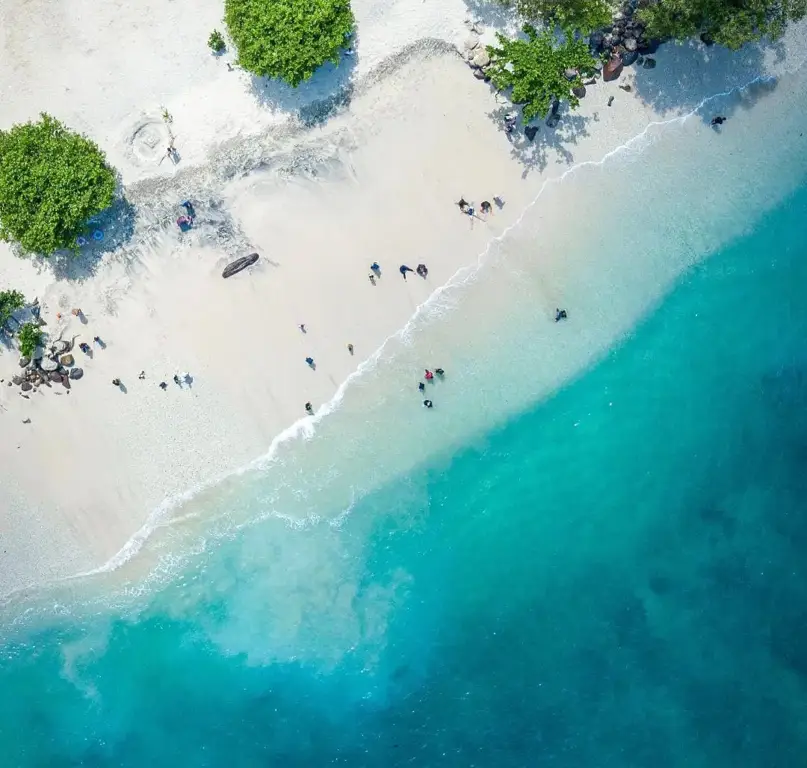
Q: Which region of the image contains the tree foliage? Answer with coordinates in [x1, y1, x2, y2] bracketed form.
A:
[209, 29, 227, 53]
[639, 0, 807, 49]
[0, 114, 116, 255]
[224, 0, 354, 86]
[0, 289, 25, 327]
[18, 322, 43, 357]
[487, 25, 599, 121]
[503, 0, 612, 34]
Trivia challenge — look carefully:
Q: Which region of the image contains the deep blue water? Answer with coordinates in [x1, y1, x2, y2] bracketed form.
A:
[2, 176, 807, 766]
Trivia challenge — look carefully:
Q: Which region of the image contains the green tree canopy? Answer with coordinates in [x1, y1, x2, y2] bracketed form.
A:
[0, 289, 25, 327]
[224, 0, 354, 86]
[487, 25, 599, 121]
[0, 114, 116, 255]
[503, 0, 612, 34]
[639, 0, 807, 49]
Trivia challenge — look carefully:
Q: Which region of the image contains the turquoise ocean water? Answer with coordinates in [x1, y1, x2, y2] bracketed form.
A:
[3, 62, 807, 767]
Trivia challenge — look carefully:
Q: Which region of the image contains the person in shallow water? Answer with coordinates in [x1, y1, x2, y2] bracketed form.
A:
[711, 115, 727, 126]
[424, 369, 434, 380]
[399, 265, 414, 280]
[423, 399, 433, 408]
[435, 368, 445, 377]
[305, 401, 313, 414]
[555, 308, 568, 322]
[418, 382, 425, 393]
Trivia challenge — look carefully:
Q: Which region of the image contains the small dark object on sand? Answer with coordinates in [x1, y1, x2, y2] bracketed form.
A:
[347, 343, 354, 355]
[416, 264, 428, 278]
[138, 371, 146, 380]
[222, 252, 259, 278]
[112, 378, 121, 386]
[305, 357, 315, 369]
[159, 381, 168, 390]
[607, 96, 614, 107]
[619, 84, 632, 92]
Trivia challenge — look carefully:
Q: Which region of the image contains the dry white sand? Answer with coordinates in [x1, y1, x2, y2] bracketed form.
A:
[1, 1, 806, 594]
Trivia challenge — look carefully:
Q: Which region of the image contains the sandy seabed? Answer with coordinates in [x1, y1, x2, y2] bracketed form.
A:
[1, 0, 806, 595]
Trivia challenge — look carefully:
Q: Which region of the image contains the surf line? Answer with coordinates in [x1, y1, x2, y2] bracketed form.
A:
[64, 67, 799, 584]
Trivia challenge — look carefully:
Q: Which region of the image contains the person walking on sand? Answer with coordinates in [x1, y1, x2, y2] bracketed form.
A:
[138, 371, 146, 380]
[173, 374, 181, 386]
[457, 197, 468, 212]
[480, 201, 492, 214]
[555, 308, 568, 322]
[299, 324, 307, 333]
[399, 265, 414, 280]
[416, 264, 428, 278]
[369, 273, 376, 285]
[347, 343, 354, 355]
[305, 401, 314, 415]
[112, 378, 121, 387]
[305, 357, 315, 369]
[370, 262, 381, 276]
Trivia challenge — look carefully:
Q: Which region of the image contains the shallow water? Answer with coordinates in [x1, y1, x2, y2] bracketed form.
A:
[3, 48, 807, 768]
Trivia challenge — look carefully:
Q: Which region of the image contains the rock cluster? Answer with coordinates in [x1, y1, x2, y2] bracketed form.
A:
[590, 2, 661, 62]
[8, 336, 85, 396]
[461, 21, 494, 82]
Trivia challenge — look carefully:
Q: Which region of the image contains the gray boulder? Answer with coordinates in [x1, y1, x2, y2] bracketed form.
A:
[19, 356, 30, 368]
[32, 345, 44, 361]
[40, 357, 59, 373]
[642, 56, 657, 69]
[472, 49, 490, 68]
[525, 125, 539, 141]
[572, 85, 587, 99]
[463, 35, 480, 52]
[21, 381, 32, 392]
[69, 367, 84, 380]
[624, 37, 638, 51]
[51, 340, 70, 355]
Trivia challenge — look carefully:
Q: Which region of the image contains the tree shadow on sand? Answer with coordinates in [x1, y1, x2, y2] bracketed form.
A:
[631, 39, 786, 126]
[488, 98, 596, 175]
[248, 44, 359, 128]
[26, 197, 138, 283]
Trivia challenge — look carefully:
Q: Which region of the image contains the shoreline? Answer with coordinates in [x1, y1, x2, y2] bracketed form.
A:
[2, 21, 807, 596]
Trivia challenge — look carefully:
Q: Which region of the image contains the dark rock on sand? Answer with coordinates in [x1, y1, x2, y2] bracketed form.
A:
[69, 367, 84, 380]
[572, 85, 587, 99]
[621, 49, 639, 66]
[12, 375, 22, 385]
[525, 125, 539, 141]
[642, 56, 657, 69]
[19, 356, 30, 368]
[589, 31, 605, 54]
[49, 371, 62, 382]
[21, 381, 32, 392]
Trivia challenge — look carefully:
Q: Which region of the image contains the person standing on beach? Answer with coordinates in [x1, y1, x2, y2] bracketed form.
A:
[400, 265, 414, 280]
[305, 402, 314, 415]
[347, 343, 354, 355]
[299, 324, 307, 333]
[480, 201, 491, 214]
[457, 198, 468, 212]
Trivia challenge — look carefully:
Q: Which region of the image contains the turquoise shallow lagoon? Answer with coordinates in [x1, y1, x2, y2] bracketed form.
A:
[3, 63, 807, 768]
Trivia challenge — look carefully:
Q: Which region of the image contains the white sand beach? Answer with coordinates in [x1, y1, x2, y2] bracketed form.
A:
[1, 0, 806, 595]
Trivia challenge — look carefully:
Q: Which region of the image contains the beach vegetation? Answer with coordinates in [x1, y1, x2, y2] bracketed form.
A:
[209, 29, 227, 53]
[500, 0, 612, 34]
[0, 289, 25, 328]
[0, 114, 116, 255]
[639, 0, 807, 49]
[17, 322, 43, 357]
[486, 25, 599, 120]
[224, 0, 355, 86]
